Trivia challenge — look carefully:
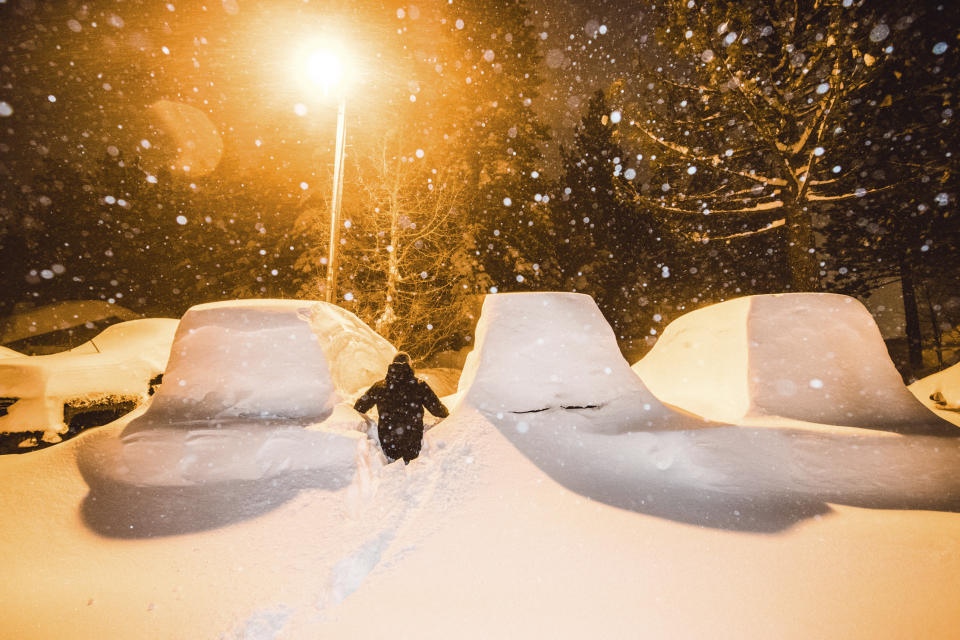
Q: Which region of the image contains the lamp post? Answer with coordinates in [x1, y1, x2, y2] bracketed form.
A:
[305, 49, 346, 303]
[326, 94, 346, 303]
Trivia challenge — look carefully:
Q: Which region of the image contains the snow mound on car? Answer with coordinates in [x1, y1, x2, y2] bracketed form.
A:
[75, 300, 392, 488]
[123, 299, 395, 435]
[633, 293, 956, 436]
[67, 318, 178, 356]
[458, 292, 704, 430]
[305, 299, 398, 399]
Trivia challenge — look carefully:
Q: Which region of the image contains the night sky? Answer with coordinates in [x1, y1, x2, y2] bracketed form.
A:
[2, 0, 958, 363]
[0, 0, 645, 180]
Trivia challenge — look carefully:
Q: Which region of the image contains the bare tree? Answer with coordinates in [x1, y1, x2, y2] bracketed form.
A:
[296, 129, 473, 358]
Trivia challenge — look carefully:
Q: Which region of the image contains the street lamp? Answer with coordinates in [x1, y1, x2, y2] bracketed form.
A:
[303, 48, 346, 303]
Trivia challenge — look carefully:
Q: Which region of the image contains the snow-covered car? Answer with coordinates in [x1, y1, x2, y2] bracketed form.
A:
[0, 318, 178, 453]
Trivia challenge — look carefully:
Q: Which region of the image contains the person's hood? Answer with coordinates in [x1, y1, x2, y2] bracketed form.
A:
[386, 361, 416, 385]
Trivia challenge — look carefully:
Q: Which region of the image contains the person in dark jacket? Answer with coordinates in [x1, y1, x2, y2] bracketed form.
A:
[354, 353, 449, 463]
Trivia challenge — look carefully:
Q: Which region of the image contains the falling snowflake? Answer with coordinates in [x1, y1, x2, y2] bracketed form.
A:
[869, 23, 889, 43]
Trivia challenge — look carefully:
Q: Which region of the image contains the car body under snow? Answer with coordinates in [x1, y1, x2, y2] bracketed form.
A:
[0, 318, 178, 452]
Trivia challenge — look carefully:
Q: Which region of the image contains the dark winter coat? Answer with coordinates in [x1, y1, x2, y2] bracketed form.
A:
[354, 358, 449, 462]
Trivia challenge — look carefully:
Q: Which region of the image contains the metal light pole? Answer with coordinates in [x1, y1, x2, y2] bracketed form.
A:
[301, 46, 347, 303]
[325, 94, 346, 303]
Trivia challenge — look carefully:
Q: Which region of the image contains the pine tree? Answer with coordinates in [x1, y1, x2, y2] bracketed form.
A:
[551, 89, 676, 341]
[818, 3, 960, 375]
[443, 0, 552, 293]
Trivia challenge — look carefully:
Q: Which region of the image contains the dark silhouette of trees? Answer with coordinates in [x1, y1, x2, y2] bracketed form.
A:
[444, 0, 552, 293]
[550, 89, 677, 343]
[818, 3, 960, 376]
[623, 0, 916, 291]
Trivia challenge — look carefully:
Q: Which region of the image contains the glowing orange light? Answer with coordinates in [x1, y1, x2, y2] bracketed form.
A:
[303, 48, 343, 93]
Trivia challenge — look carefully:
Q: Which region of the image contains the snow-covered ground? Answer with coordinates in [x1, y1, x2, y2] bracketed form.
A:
[2, 294, 960, 639]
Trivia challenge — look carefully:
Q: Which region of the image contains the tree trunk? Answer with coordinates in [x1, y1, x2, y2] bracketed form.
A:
[374, 157, 403, 341]
[377, 173, 402, 341]
[386, 207, 400, 324]
[899, 253, 924, 378]
[784, 200, 819, 291]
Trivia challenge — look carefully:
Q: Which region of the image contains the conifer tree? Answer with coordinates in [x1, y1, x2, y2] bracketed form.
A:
[444, 0, 551, 293]
[552, 89, 675, 340]
[817, 3, 960, 375]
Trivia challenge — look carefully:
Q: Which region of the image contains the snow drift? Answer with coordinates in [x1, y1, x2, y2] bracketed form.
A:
[0, 345, 21, 359]
[462, 293, 960, 525]
[5, 394, 960, 639]
[457, 292, 707, 430]
[633, 293, 956, 436]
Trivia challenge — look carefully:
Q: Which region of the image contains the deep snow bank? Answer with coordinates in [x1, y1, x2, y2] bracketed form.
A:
[490, 407, 960, 528]
[0, 346, 22, 359]
[5, 392, 960, 639]
[458, 292, 706, 430]
[305, 299, 397, 398]
[634, 293, 956, 436]
[6, 297, 960, 638]
[80, 417, 373, 490]
[65, 318, 178, 356]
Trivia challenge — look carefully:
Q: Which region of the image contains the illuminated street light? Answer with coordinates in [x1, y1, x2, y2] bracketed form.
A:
[303, 47, 347, 303]
[305, 50, 342, 93]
